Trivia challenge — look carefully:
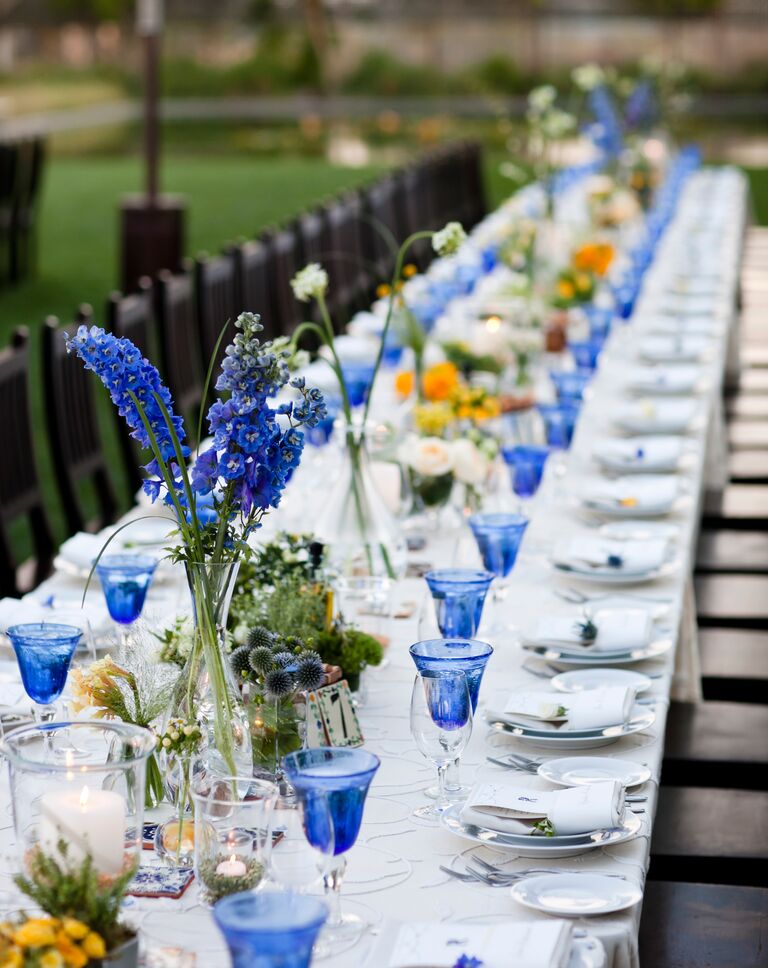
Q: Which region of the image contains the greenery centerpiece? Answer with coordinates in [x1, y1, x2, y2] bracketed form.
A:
[65, 315, 325, 785]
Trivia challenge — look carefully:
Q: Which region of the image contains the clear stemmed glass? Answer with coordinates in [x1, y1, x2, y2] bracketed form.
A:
[5, 623, 82, 748]
[264, 789, 335, 894]
[283, 747, 379, 949]
[423, 569, 494, 639]
[409, 638, 492, 802]
[467, 512, 529, 637]
[410, 669, 473, 823]
[95, 554, 157, 645]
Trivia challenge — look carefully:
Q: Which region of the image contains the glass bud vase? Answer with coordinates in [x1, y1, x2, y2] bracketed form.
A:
[174, 561, 252, 779]
[317, 427, 406, 579]
[248, 693, 304, 782]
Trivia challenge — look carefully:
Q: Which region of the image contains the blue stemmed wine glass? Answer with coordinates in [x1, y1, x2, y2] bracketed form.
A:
[501, 444, 551, 501]
[410, 669, 473, 822]
[283, 747, 380, 948]
[6, 623, 82, 749]
[96, 554, 157, 645]
[537, 402, 580, 451]
[410, 638, 493, 802]
[584, 304, 613, 344]
[213, 891, 329, 968]
[340, 362, 375, 407]
[550, 370, 592, 406]
[423, 569, 493, 639]
[468, 512, 529, 638]
[568, 339, 603, 372]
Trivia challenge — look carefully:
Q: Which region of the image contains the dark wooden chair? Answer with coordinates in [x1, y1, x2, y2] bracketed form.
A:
[696, 528, 768, 574]
[195, 252, 239, 375]
[262, 226, 303, 337]
[154, 266, 204, 432]
[10, 138, 45, 283]
[700, 627, 768, 704]
[231, 240, 276, 340]
[363, 175, 401, 287]
[401, 162, 436, 271]
[107, 278, 155, 495]
[323, 192, 370, 326]
[42, 316, 119, 536]
[0, 328, 56, 597]
[695, 573, 768, 630]
[460, 140, 487, 229]
[0, 143, 18, 285]
[295, 208, 328, 268]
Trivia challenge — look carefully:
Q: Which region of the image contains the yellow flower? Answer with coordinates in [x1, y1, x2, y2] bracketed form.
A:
[55, 932, 87, 968]
[402, 263, 418, 278]
[413, 402, 453, 436]
[557, 279, 575, 300]
[376, 283, 391, 299]
[14, 920, 58, 948]
[81, 933, 106, 959]
[422, 362, 459, 402]
[575, 272, 592, 293]
[40, 951, 64, 968]
[61, 920, 89, 942]
[1, 948, 23, 968]
[394, 370, 415, 399]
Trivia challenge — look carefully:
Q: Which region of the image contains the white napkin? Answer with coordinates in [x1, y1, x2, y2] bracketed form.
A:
[639, 336, 710, 363]
[529, 609, 652, 652]
[0, 596, 109, 638]
[629, 365, 701, 395]
[594, 437, 683, 469]
[615, 398, 698, 433]
[500, 686, 635, 730]
[460, 779, 625, 836]
[386, 921, 572, 968]
[553, 536, 668, 574]
[642, 315, 716, 336]
[582, 475, 678, 510]
[56, 533, 105, 572]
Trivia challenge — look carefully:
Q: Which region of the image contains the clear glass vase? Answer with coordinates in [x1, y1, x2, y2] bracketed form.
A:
[173, 561, 252, 779]
[249, 694, 304, 781]
[317, 428, 406, 579]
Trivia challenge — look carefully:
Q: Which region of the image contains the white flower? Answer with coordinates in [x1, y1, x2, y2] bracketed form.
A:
[432, 222, 467, 257]
[291, 263, 328, 303]
[508, 327, 545, 356]
[572, 63, 605, 92]
[540, 108, 576, 140]
[398, 435, 454, 478]
[528, 84, 557, 114]
[451, 438, 490, 486]
[233, 624, 250, 645]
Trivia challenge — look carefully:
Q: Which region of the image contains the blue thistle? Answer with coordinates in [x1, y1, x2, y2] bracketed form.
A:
[295, 654, 325, 691]
[265, 667, 294, 699]
[249, 646, 276, 676]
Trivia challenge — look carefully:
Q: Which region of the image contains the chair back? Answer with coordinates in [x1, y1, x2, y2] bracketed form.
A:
[196, 252, 239, 373]
[323, 192, 370, 326]
[231, 240, 276, 340]
[155, 266, 204, 430]
[363, 175, 401, 285]
[263, 227, 302, 336]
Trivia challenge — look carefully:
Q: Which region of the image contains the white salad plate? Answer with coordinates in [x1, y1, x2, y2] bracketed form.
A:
[485, 707, 656, 749]
[511, 873, 643, 917]
[552, 558, 680, 584]
[537, 756, 652, 789]
[551, 668, 652, 694]
[522, 636, 673, 667]
[599, 520, 680, 541]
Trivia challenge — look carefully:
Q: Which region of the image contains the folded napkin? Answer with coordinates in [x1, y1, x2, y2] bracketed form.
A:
[594, 437, 683, 469]
[615, 399, 698, 433]
[529, 609, 652, 652]
[642, 315, 715, 337]
[553, 536, 668, 574]
[460, 779, 625, 836]
[639, 336, 709, 362]
[500, 686, 636, 730]
[629, 366, 701, 395]
[386, 921, 572, 968]
[56, 532, 106, 572]
[582, 475, 678, 510]
[0, 595, 110, 638]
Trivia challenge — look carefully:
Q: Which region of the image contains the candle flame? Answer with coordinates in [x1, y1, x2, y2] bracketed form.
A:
[485, 315, 502, 332]
[229, 854, 237, 864]
[79, 786, 90, 808]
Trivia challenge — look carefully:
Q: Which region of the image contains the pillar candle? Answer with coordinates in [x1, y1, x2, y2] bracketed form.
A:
[39, 785, 126, 875]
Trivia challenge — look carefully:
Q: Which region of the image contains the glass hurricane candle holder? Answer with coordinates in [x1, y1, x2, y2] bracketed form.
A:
[192, 774, 277, 905]
[0, 721, 155, 878]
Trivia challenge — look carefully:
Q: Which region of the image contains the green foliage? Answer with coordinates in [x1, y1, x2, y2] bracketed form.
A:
[44, 0, 132, 20]
[632, 0, 721, 13]
[442, 341, 504, 376]
[313, 627, 383, 678]
[341, 50, 453, 97]
[14, 841, 135, 949]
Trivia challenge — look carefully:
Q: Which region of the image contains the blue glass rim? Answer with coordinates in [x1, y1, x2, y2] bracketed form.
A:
[467, 512, 529, 532]
[6, 622, 83, 643]
[283, 746, 380, 780]
[424, 568, 494, 587]
[501, 444, 550, 463]
[410, 637, 494, 661]
[213, 890, 328, 934]
[95, 554, 158, 575]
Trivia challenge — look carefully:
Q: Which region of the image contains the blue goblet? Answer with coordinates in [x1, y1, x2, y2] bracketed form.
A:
[584, 304, 613, 343]
[501, 444, 550, 500]
[410, 638, 493, 801]
[537, 403, 580, 451]
[424, 569, 493, 639]
[468, 512, 529, 639]
[213, 891, 328, 968]
[96, 554, 157, 645]
[340, 362, 375, 407]
[568, 339, 603, 372]
[550, 370, 592, 406]
[6, 623, 82, 746]
[283, 747, 380, 947]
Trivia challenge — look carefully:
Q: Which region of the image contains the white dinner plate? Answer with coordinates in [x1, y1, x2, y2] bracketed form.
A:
[511, 873, 643, 917]
[485, 707, 656, 749]
[593, 438, 688, 474]
[537, 756, 652, 789]
[522, 636, 672, 667]
[552, 558, 680, 584]
[440, 805, 642, 858]
[599, 520, 680, 541]
[551, 668, 652, 694]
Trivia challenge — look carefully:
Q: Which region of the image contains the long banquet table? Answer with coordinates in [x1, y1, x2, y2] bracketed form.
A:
[0, 163, 746, 967]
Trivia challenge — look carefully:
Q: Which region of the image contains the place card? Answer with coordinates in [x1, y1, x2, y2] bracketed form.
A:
[308, 681, 364, 748]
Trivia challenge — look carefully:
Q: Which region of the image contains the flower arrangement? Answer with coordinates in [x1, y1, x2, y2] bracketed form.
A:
[585, 175, 641, 229]
[12, 841, 136, 967]
[572, 241, 615, 277]
[552, 268, 596, 309]
[524, 85, 577, 215]
[154, 716, 204, 865]
[397, 431, 498, 516]
[65, 313, 325, 777]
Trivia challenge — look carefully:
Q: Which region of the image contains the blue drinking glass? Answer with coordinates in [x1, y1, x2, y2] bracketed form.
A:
[468, 513, 529, 580]
[584, 304, 613, 343]
[409, 638, 493, 714]
[340, 362, 375, 407]
[6, 623, 82, 707]
[96, 555, 157, 634]
[549, 370, 592, 406]
[537, 403, 580, 450]
[213, 891, 328, 968]
[568, 339, 603, 372]
[284, 747, 380, 945]
[501, 444, 551, 499]
[424, 569, 493, 639]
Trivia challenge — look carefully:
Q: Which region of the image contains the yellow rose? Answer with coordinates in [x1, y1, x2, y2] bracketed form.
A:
[557, 279, 575, 300]
[55, 932, 87, 968]
[61, 920, 89, 942]
[40, 951, 64, 968]
[81, 933, 106, 959]
[14, 920, 57, 948]
[1, 947, 23, 968]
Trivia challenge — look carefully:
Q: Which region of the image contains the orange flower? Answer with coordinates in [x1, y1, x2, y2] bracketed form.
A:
[557, 279, 575, 300]
[376, 283, 391, 299]
[55, 930, 87, 968]
[402, 263, 418, 278]
[572, 242, 614, 277]
[394, 370, 415, 398]
[422, 362, 459, 402]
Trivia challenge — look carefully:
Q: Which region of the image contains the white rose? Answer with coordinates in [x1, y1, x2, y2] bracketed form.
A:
[451, 439, 490, 486]
[399, 435, 454, 478]
[528, 84, 557, 113]
[572, 63, 605, 92]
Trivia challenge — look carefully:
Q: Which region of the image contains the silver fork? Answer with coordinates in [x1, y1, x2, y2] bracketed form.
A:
[486, 756, 540, 773]
[471, 856, 630, 879]
[556, 586, 671, 605]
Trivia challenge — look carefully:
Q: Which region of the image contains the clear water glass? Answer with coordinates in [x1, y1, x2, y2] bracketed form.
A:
[213, 891, 328, 968]
[264, 790, 335, 892]
[424, 569, 493, 639]
[410, 670, 473, 822]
